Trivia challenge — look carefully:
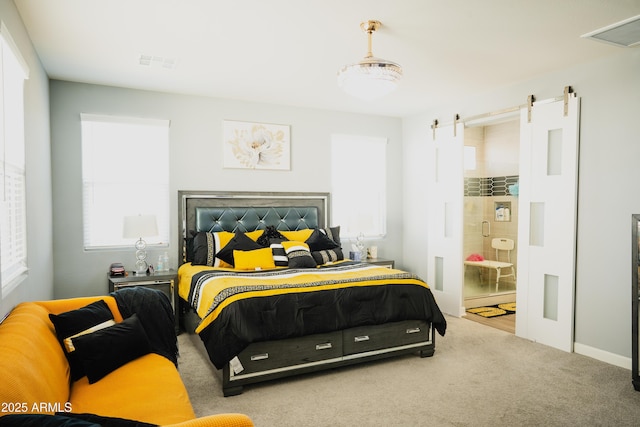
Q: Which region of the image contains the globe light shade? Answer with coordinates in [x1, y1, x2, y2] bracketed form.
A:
[337, 56, 403, 100]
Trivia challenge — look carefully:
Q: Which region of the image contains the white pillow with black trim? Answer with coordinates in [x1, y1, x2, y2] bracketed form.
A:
[269, 239, 288, 267]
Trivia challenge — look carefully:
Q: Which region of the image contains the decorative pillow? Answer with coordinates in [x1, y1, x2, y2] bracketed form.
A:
[191, 231, 214, 265]
[56, 413, 156, 427]
[280, 229, 313, 242]
[312, 247, 345, 265]
[323, 225, 341, 246]
[281, 241, 317, 268]
[234, 247, 276, 270]
[244, 229, 265, 242]
[256, 225, 286, 247]
[215, 232, 264, 266]
[270, 239, 288, 267]
[191, 231, 235, 267]
[0, 414, 100, 427]
[184, 231, 196, 263]
[49, 300, 115, 381]
[306, 228, 340, 251]
[71, 314, 152, 384]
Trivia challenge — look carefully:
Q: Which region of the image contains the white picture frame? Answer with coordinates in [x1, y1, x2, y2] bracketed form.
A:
[223, 120, 291, 170]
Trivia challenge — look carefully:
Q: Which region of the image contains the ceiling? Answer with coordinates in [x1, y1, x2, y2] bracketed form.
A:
[13, 0, 640, 117]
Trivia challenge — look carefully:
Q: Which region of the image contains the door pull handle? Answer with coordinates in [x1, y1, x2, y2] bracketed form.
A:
[250, 353, 269, 361]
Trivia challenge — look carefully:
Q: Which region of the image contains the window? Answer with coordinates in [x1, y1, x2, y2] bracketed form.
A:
[81, 114, 170, 249]
[331, 134, 387, 239]
[0, 23, 29, 294]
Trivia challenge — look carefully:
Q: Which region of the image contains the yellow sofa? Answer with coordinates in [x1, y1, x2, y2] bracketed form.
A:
[0, 296, 253, 427]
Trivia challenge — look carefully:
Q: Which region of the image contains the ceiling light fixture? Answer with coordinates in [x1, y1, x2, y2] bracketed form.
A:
[337, 20, 403, 100]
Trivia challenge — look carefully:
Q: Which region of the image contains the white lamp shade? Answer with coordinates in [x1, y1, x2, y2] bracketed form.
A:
[123, 215, 158, 238]
[337, 57, 402, 100]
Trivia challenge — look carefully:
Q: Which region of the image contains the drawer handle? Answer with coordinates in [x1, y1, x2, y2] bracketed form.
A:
[250, 353, 269, 361]
[315, 343, 333, 350]
[354, 335, 370, 343]
[406, 327, 421, 334]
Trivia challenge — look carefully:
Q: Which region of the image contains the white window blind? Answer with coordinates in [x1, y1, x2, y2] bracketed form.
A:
[0, 22, 29, 294]
[331, 134, 387, 239]
[81, 114, 170, 249]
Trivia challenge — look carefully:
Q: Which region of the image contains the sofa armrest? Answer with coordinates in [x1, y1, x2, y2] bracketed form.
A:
[162, 413, 254, 427]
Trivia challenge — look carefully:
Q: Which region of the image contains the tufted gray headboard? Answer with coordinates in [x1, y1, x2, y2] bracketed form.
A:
[178, 191, 330, 264]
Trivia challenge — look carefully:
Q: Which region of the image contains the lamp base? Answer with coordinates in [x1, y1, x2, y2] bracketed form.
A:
[134, 260, 148, 275]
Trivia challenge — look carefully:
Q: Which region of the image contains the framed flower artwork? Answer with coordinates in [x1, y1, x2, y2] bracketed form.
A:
[223, 120, 291, 170]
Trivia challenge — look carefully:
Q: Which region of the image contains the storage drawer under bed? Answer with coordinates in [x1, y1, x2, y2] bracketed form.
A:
[235, 331, 343, 375]
[342, 320, 431, 356]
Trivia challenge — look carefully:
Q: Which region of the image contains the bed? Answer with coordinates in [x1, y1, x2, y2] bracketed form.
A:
[177, 190, 446, 396]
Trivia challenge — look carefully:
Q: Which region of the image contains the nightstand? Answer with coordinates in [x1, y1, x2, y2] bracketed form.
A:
[108, 270, 178, 331]
[363, 258, 395, 268]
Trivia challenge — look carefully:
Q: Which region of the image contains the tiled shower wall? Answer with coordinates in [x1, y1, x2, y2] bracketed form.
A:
[463, 120, 519, 270]
[463, 180, 519, 267]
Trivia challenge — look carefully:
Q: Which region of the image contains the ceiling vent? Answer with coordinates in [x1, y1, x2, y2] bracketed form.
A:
[139, 54, 177, 69]
[581, 15, 640, 47]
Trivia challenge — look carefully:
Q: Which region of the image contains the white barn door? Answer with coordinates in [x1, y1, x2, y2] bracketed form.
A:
[426, 122, 465, 316]
[516, 91, 580, 352]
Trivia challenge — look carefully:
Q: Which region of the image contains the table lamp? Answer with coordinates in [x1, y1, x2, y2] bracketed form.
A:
[123, 214, 158, 274]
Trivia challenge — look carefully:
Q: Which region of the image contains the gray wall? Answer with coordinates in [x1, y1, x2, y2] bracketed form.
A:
[49, 81, 403, 298]
[10, 0, 639, 367]
[403, 48, 640, 365]
[0, 0, 53, 317]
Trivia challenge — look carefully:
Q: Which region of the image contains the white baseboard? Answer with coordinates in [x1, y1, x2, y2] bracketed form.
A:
[574, 342, 631, 370]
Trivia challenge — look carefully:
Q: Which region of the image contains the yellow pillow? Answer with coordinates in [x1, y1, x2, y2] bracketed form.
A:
[233, 248, 276, 270]
[244, 230, 264, 241]
[281, 240, 310, 252]
[280, 229, 313, 242]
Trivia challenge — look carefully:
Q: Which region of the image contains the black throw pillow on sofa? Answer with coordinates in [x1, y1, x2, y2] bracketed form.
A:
[71, 314, 152, 384]
[0, 414, 99, 427]
[56, 413, 157, 427]
[49, 300, 115, 381]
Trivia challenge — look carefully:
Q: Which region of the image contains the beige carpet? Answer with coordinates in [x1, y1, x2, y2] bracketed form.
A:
[177, 316, 640, 426]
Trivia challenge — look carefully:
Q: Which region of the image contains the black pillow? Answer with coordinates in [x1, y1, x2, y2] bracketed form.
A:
[56, 413, 157, 427]
[312, 248, 344, 265]
[269, 239, 288, 267]
[191, 231, 215, 266]
[306, 228, 340, 251]
[283, 242, 317, 268]
[256, 225, 285, 247]
[215, 232, 263, 266]
[71, 314, 152, 384]
[0, 414, 99, 427]
[49, 300, 115, 381]
[324, 226, 341, 246]
[184, 230, 197, 263]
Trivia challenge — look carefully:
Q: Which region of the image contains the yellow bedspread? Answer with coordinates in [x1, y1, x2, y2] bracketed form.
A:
[178, 261, 430, 334]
